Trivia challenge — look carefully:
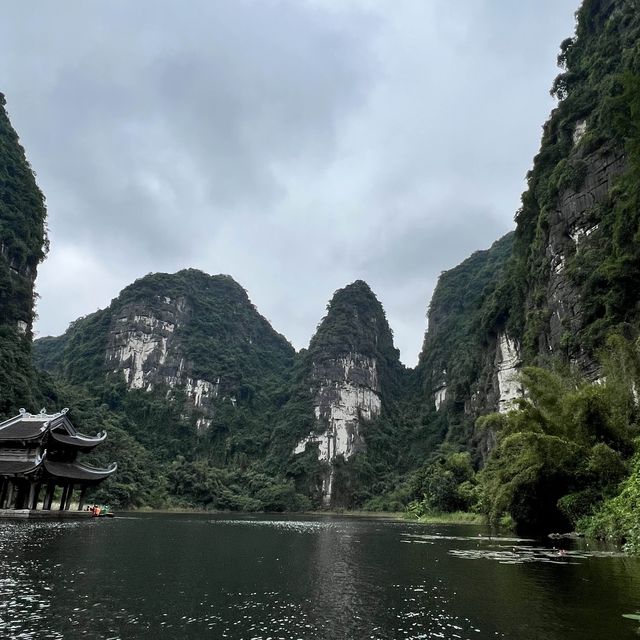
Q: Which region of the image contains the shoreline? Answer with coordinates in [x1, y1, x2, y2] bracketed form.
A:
[409, 511, 485, 525]
[121, 507, 483, 525]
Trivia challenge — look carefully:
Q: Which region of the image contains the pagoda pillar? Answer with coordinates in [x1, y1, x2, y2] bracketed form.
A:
[27, 482, 41, 510]
[27, 482, 36, 510]
[33, 482, 42, 509]
[58, 484, 68, 511]
[43, 482, 55, 510]
[16, 481, 30, 509]
[77, 485, 87, 511]
[0, 479, 6, 508]
[5, 481, 14, 509]
[13, 482, 22, 509]
[64, 483, 74, 511]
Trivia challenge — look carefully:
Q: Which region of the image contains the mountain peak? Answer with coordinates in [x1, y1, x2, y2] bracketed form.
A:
[309, 280, 398, 364]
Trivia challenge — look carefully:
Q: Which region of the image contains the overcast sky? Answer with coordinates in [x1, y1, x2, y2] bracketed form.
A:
[1, 0, 578, 365]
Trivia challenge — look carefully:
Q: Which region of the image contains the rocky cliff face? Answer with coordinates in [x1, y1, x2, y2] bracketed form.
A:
[542, 142, 626, 373]
[416, 234, 516, 444]
[103, 294, 224, 431]
[35, 270, 295, 433]
[419, 141, 628, 450]
[291, 281, 402, 505]
[293, 353, 382, 502]
[417, 0, 640, 457]
[106, 297, 187, 391]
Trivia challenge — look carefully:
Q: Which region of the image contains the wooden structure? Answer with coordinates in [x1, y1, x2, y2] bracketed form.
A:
[0, 408, 116, 513]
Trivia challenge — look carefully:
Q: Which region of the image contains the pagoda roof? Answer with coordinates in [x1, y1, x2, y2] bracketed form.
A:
[50, 429, 107, 449]
[0, 412, 52, 441]
[44, 460, 117, 482]
[0, 409, 117, 485]
[0, 452, 44, 476]
[0, 409, 107, 448]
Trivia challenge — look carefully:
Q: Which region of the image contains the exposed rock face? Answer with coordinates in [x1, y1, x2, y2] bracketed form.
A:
[104, 295, 224, 430]
[434, 385, 447, 411]
[418, 145, 625, 446]
[294, 353, 382, 503]
[495, 333, 523, 413]
[291, 280, 401, 506]
[544, 144, 626, 373]
[106, 299, 186, 390]
[35, 269, 295, 433]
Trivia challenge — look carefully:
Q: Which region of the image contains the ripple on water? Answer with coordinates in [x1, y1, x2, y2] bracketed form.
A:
[215, 519, 340, 533]
[0, 522, 85, 639]
[0, 517, 631, 639]
[389, 579, 501, 639]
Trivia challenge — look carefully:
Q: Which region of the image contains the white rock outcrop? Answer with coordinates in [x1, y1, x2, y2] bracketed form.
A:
[495, 333, 523, 413]
[434, 386, 447, 411]
[110, 315, 174, 390]
[293, 353, 382, 504]
[573, 119, 587, 145]
[185, 377, 219, 408]
[105, 300, 220, 433]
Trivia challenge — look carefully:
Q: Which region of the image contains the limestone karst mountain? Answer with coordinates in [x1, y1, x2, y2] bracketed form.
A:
[32, 274, 411, 509]
[35, 269, 295, 437]
[287, 280, 405, 506]
[416, 0, 640, 460]
[0, 93, 48, 415]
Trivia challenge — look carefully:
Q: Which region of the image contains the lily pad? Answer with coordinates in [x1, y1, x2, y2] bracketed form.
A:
[622, 613, 640, 621]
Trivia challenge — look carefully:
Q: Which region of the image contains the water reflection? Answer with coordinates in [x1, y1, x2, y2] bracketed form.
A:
[0, 521, 80, 639]
[0, 515, 638, 639]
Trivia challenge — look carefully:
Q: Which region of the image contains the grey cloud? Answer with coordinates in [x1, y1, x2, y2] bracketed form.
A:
[359, 208, 510, 283]
[3, 0, 374, 259]
[2, 0, 578, 364]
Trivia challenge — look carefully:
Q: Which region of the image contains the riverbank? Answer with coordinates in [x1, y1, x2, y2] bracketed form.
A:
[123, 506, 482, 524]
[124, 506, 406, 518]
[406, 511, 485, 525]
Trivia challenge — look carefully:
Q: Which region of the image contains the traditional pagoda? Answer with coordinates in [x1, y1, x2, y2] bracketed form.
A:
[0, 408, 116, 514]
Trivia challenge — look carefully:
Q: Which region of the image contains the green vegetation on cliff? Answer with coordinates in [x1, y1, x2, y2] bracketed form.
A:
[488, 0, 640, 359]
[416, 233, 514, 444]
[267, 281, 412, 509]
[407, 335, 640, 534]
[0, 93, 48, 415]
[32, 269, 305, 510]
[473, 0, 640, 536]
[405, 0, 640, 538]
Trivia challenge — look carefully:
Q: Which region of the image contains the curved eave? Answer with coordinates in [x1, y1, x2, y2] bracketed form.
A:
[0, 424, 49, 442]
[0, 455, 44, 476]
[44, 460, 117, 482]
[50, 430, 107, 450]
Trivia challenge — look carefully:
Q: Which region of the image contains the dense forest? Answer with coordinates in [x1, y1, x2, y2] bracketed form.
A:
[1, 0, 640, 551]
[0, 92, 49, 416]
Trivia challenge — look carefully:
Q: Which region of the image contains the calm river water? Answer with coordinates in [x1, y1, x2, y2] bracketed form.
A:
[0, 513, 639, 639]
